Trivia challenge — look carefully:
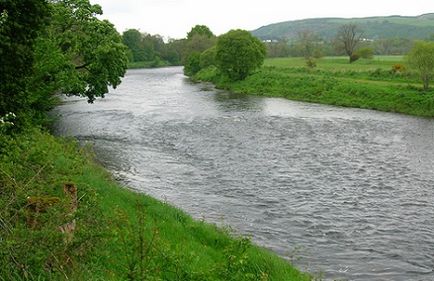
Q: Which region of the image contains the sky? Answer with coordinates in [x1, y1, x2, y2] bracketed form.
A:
[90, 0, 434, 39]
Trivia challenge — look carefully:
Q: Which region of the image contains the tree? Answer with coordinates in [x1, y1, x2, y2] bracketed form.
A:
[122, 29, 146, 62]
[295, 30, 323, 68]
[33, 0, 129, 103]
[199, 46, 217, 69]
[407, 41, 434, 90]
[0, 0, 50, 117]
[183, 25, 216, 64]
[335, 24, 363, 63]
[265, 41, 291, 58]
[355, 47, 374, 59]
[183, 52, 201, 76]
[187, 25, 214, 39]
[215, 29, 266, 81]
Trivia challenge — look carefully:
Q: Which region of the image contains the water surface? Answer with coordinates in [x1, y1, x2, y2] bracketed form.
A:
[53, 67, 434, 281]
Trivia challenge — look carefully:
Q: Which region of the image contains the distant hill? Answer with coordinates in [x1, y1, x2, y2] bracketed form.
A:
[251, 14, 434, 41]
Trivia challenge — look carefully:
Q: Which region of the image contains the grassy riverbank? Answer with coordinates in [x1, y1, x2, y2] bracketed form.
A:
[0, 129, 310, 280]
[194, 56, 434, 117]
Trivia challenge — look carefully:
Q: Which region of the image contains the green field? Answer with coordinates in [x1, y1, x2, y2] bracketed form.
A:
[264, 56, 404, 71]
[0, 129, 310, 280]
[194, 56, 434, 117]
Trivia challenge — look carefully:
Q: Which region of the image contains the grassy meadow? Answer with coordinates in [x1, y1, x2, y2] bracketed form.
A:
[264, 56, 404, 71]
[194, 56, 434, 117]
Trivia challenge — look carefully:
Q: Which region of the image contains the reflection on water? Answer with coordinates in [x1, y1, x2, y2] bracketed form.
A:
[52, 67, 434, 281]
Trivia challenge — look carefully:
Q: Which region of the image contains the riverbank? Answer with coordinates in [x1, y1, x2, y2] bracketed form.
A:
[128, 60, 179, 69]
[0, 128, 310, 280]
[193, 57, 434, 117]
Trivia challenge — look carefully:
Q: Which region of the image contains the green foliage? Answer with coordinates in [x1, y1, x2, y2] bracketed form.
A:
[216, 29, 266, 81]
[194, 66, 221, 82]
[0, 0, 129, 129]
[294, 30, 322, 59]
[184, 34, 216, 65]
[37, 0, 129, 103]
[122, 29, 183, 66]
[128, 59, 169, 69]
[265, 41, 291, 58]
[0, 0, 50, 119]
[122, 29, 147, 62]
[306, 57, 317, 68]
[200, 46, 217, 68]
[187, 25, 214, 39]
[184, 52, 202, 76]
[350, 53, 360, 63]
[406, 40, 434, 90]
[355, 47, 374, 59]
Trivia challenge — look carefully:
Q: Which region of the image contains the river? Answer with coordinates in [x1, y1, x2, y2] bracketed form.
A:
[52, 67, 434, 281]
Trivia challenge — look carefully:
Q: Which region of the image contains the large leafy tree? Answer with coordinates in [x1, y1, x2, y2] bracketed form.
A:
[122, 29, 146, 62]
[215, 29, 266, 81]
[182, 25, 216, 64]
[0, 0, 50, 116]
[407, 41, 434, 90]
[34, 0, 129, 103]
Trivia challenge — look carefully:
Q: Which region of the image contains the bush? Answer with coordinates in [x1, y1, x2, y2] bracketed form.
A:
[200, 46, 217, 69]
[305, 57, 317, 68]
[350, 53, 360, 63]
[355, 47, 374, 59]
[184, 52, 201, 76]
[391, 63, 406, 74]
[216, 29, 266, 81]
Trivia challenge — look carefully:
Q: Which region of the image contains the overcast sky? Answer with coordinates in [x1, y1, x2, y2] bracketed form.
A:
[90, 0, 433, 39]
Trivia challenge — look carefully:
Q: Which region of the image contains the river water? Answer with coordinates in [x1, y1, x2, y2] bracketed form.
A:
[52, 67, 434, 281]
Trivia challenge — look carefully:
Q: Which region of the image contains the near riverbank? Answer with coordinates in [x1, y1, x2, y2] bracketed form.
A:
[193, 57, 434, 117]
[0, 129, 310, 280]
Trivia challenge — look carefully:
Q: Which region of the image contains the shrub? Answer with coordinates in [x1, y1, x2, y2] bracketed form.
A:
[200, 46, 217, 69]
[184, 52, 201, 76]
[349, 53, 360, 63]
[391, 63, 406, 74]
[355, 47, 374, 59]
[216, 29, 266, 81]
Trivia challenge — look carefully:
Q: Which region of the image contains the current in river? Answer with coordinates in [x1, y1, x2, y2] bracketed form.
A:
[52, 67, 434, 281]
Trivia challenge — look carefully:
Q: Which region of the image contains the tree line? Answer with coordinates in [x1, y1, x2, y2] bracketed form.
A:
[121, 25, 217, 67]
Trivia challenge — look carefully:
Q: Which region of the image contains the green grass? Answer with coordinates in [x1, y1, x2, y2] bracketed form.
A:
[264, 56, 404, 71]
[0, 129, 310, 280]
[194, 56, 434, 117]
